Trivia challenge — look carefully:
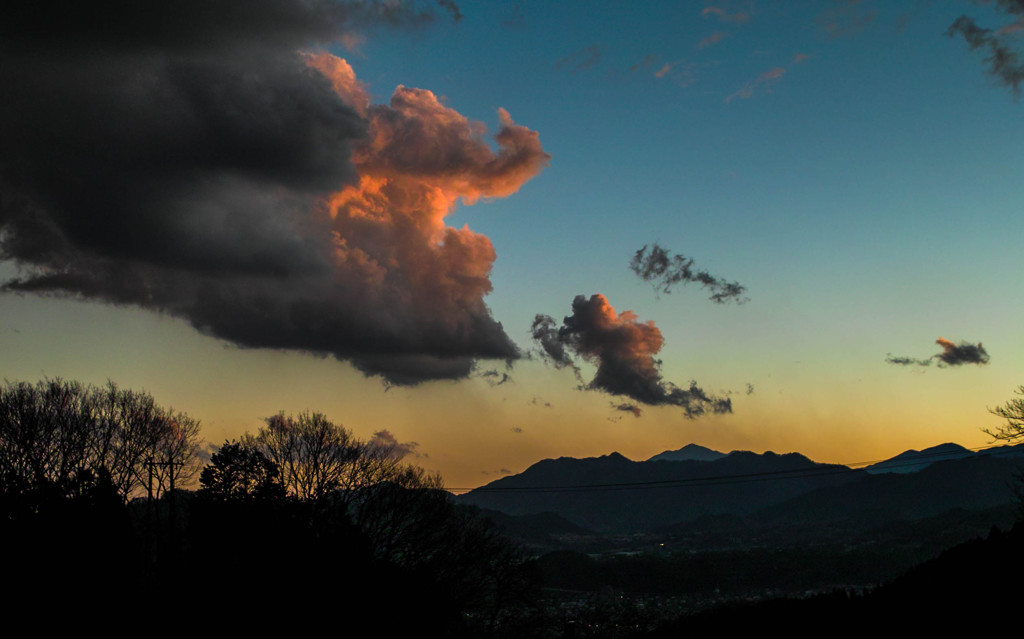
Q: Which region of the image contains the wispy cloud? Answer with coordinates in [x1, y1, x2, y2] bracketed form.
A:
[480, 468, 513, 476]
[631, 54, 659, 72]
[702, 5, 751, 24]
[651, 60, 700, 87]
[726, 52, 809, 102]
[630, 243, 747, 303]
[948, 11, 1024, 93]
[817, 0, 878, 39]
[698, 31, 730, 49]
[727, 65, 787, 101]
[556, 44, 603, 73]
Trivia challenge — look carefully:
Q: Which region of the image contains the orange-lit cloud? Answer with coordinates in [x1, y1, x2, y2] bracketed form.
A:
[0, 4, 547, 386]
[531, 294, 732, 418]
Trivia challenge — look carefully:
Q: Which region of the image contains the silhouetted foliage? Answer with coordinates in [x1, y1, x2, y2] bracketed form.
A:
[198, 440, 285, 501]
[0, 378, 202, 501]
[984, 385, 1024, 520]
[986, 385, 1024, 444]
[0, 392, 533, 635]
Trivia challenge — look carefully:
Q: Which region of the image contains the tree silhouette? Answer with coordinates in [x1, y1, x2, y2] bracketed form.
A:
[0, 378, 203, 502]
[986, 385, 1024, 443]
[198, 440, 285, 501]
[246, 411, 361, 501]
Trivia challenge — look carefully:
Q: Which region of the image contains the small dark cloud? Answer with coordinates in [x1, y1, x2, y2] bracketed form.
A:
[481, 468, 513, 476]
[531, 294, 732, 418]
[480, 369, 512, 386]
[613, 402, 643, 418]
[948, 13, 1024, 93]
[556, 45, 603, 73]
[530, 396, 552, 408]
[887, 337, 990, 369]
[437, 0, 462, 22]
[935, 337, 990, 366]
[630, 244, 747, 304]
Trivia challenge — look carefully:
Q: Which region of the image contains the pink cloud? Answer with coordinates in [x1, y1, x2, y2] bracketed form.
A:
[726, 66, 787, 102]
[702, 6, 750, 23]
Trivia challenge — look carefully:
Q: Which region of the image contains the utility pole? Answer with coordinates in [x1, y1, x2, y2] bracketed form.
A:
[146, 456, 183, 568]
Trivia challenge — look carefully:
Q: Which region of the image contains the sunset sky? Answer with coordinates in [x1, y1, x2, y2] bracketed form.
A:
[3, 1, 1024, 489]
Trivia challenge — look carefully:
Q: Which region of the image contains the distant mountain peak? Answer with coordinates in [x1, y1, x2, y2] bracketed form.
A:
[647, 443, 726, 463]
[865, 442, 975, 474]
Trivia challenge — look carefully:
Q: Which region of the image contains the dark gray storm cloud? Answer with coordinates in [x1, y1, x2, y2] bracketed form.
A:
[1, 1, 555, 386]
[531, 294, 732, 418]
[886, 337, 990, 368]
[948, 3, 1024, 93]
[630, 244, 747, 304]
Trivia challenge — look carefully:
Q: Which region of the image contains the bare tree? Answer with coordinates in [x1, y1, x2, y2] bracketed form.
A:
[0, 378, 203, 501]
[985, 385, 1024, 443]
[248, 411, 362, 502]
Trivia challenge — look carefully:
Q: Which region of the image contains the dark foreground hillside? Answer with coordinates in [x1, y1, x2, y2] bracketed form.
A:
[649, 521, 1024, 635]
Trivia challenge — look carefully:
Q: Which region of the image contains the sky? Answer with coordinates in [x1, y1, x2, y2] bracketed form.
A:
[3, 0, 1024, 490]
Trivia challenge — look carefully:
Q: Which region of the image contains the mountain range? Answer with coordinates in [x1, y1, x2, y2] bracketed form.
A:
[459, 442, 1024, 535]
